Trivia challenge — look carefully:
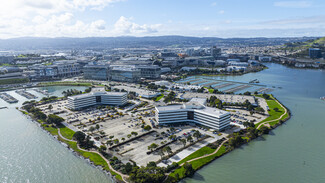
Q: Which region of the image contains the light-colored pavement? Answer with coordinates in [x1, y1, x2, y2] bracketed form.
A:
[158, 136, 221, 167]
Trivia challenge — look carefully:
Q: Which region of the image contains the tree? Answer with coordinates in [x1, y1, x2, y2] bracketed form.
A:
[48, 104, 53, 111]
[229, 134, 245, 148]
[109, 135, 114, 139]
[124, 162, 133, 174]
[47, 114, 64, 125]
[89, 126, 96, 134]
[164, 146, 172, 155]
[193, 130, 201, 141]
[113, 139, 119, 144]
[147, 161, 157, 168]
[121, 137, 125, 142]
[127, 134, 132, 139]
[187, 135, 193, 143]
[179, 138, 186, 147]
[131, 131, 138, 137]
[143, 125, 152, 131]
[273, 107, 279, 112]
[158, 149, 165, 159]
[168, 135, 176, 141]
[184, 162, 195, 177]
[73, 131, 86, 143]
[148, 143, 158, 152]
[99, 145, 107, 152]
[106, 140, 113, 146]
[259, 126, 270, 134]
[95, 124, 100, 131]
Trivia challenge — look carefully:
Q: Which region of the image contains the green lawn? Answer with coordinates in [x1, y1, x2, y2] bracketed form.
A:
[190, 146, 226, 170]
[44, 126, 58, 136]
[59, 126, 75, 140]
[155, 94, 164, 101]
[169, 146, 226, 181]
[178, 146, 215, 165]
[208, 88, 214, 93]
[255, 95, 288, 128]
[0, 78, 29, 85]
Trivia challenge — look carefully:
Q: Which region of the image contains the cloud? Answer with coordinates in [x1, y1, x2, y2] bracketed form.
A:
[261, 15, 325, 26]
[211, 2, 217, 6]
[113, 16, 161, 35]
[274, 1, 312, 8]
[91, 20, 106, 30]
[218, 10, 225, 14]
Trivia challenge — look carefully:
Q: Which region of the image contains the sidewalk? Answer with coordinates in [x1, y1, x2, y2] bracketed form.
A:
[158, 136, 220, 167]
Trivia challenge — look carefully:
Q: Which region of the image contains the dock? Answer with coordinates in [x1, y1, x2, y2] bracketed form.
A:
[224, 85, 252, 93]
[213, 83, 234, 89]
[0, 93, 19, 103]
[15, 90, 37, 99]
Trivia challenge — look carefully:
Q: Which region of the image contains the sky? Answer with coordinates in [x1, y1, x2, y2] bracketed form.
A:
[0, 0, 325, 38]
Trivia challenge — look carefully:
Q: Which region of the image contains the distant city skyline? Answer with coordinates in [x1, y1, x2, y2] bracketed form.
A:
[1, 0, 325, 38]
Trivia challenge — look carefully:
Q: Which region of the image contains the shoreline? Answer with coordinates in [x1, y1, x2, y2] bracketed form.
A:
[19, 110, 119, 183]
[16, 88, 290, 183]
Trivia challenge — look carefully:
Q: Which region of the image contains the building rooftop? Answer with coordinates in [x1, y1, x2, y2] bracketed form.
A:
[68, 88, 126, 100]
[156, 98, 229, 117]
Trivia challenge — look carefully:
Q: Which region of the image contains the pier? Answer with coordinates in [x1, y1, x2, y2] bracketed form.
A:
[213, 83, 234, 89]
[15, 90, 37, 99]
[224, 85, 252, 93]
[0, 93, 19, 103]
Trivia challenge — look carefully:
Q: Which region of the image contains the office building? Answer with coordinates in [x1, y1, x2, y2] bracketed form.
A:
[83, 63, 110, 80]
[110, 65, 141, 82]
[309, 48, 322, 59]
[67, 88, 127, 110]
[137, 65, 161, 79]
[30, 60, 80, 79]
[155, 98, 230, 131]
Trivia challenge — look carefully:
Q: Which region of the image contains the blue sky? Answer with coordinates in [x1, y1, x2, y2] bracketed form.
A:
[0, 0, 325, 38]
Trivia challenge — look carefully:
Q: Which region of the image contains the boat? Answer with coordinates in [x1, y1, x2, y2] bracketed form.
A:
[320, 96, 325, 100]
[249, 79, 259, 83]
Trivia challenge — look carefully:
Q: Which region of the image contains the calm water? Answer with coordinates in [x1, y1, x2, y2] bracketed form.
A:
[1, 65, 325, 183]
[183, 63, 325, 183]
[0, 86, 112, 183]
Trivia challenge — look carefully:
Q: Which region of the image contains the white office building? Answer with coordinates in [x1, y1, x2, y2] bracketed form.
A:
[155, 98, 230, 131]
[67, 88, 127, 110]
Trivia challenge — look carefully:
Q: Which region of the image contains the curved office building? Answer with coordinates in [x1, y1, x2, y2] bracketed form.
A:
[155, 98, 230, 131]
[67, 88, 127, 110]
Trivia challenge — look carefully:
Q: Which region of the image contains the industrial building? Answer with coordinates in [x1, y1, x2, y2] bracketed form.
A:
[155, 98, 230, 131]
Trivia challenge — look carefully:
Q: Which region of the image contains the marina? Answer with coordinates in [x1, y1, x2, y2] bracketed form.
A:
[0, 93, 19, 103]
[177, 76, 274, 94]
[15, 90, 37, 99]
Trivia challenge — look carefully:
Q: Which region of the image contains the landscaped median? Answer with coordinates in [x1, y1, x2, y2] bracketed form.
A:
[254, 94, 290, 129]
[37, 81, 94, 87]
